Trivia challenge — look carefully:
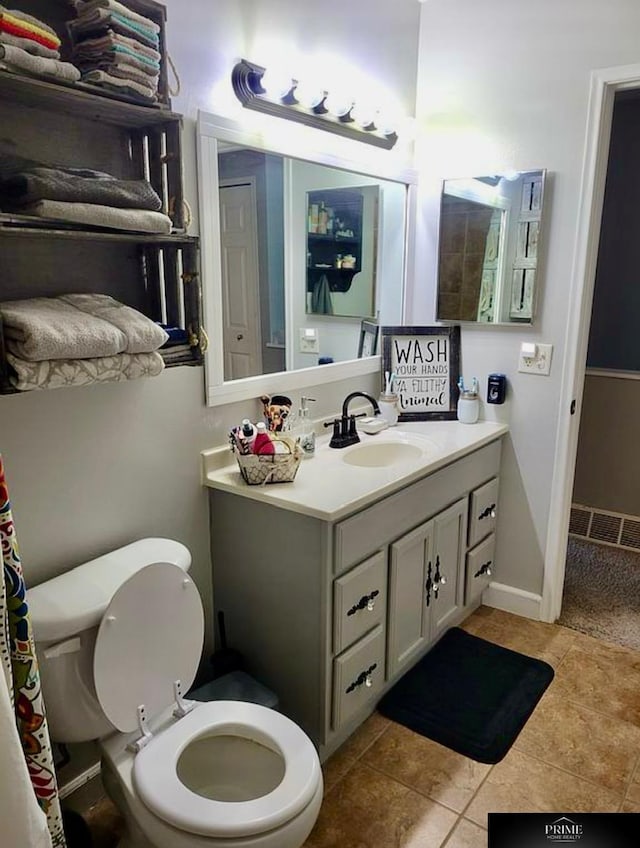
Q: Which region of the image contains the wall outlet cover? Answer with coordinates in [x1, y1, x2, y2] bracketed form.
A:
[518, 342, 553, 375]
[299, 328, 319, 353]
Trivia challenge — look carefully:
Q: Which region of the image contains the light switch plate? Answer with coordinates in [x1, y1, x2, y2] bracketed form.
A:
[299, 328, 319, 354]
[518, 342, 553, 375]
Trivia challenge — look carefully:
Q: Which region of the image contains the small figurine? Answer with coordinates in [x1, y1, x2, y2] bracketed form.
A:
[260, 394, 292, 432]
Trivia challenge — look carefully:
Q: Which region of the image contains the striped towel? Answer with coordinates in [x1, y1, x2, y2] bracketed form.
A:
[75, 31, 160, 67]
[74, 0, 159, 34]
[0, 6, 61, 51]
[0, 31, 60, 59]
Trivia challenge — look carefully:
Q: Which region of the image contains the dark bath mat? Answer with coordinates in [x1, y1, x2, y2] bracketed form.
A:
[378, 627, 554, 764]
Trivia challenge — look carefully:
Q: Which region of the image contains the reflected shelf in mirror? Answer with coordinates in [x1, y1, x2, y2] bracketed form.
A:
[197, 110, 418, 407]
[436, 169, 547, 325]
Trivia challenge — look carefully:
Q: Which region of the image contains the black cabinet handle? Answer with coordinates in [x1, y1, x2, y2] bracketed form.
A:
[425, 561, 433, 607]
[347, 589, 380, 616]
[345, 663, 377, 694]
[478, 503, 496, 520]
[474, 560, 493, 579]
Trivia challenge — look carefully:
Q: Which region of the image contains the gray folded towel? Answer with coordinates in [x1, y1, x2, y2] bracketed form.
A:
[82, 68, 156, 102]
[58, 294, 168, 355]
[0, 165, 162, 210]
[0, 296, 127, 361]
[0, 294, 169, 361]
[6, 350, 164, 391]
[0, 32, 60, 59]
[19, 199, 172, 233]
[73, 0, 160, 34]
[0, 45, 81, 83]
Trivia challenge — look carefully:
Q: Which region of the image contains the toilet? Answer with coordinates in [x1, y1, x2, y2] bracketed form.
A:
[28, 539, 323, 848]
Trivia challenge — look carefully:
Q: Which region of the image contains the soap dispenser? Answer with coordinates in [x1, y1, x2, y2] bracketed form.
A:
[296, 396, 316, 458]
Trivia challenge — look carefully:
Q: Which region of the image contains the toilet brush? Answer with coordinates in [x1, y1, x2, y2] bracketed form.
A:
[210, 610, 244, 679]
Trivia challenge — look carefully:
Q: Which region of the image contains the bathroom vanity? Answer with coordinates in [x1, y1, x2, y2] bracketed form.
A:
[202, 420, 507, 759]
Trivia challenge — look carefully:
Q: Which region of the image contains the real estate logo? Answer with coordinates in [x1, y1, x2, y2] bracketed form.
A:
[545, 816, 583, 843]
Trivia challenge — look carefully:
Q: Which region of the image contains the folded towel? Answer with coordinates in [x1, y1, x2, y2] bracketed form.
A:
[91, 60, 158, 88]
[70, 8, 159, 49]
[1, 294, 168, 361]
[0, 165, 161, 210]
[6, 350, 164, 391]
[19, 199, 173, 233]
[0, 8, 60, 51]
[73, 0, 160, 34]
[0, 5, 59, 38]
[82, 68, 155, 101]
[0, 44, 80, 82]
[74, 31, 160, 67]
[0, 31, 60, 59]
[58, 293, 168, 355]
[0, 296, 128, 361]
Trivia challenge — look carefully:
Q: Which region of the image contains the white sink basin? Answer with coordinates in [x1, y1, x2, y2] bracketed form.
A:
[343, 440, 425, 468]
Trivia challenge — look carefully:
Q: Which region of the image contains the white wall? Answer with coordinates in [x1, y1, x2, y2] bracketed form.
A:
[413, 0, 640, 601]
[0, 0, 421, 654]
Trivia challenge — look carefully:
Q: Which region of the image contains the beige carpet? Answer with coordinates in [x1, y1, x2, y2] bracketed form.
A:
[559, 537, 640, 650]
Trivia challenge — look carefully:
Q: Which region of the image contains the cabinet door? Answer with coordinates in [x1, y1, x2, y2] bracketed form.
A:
[387, 519, 434, 678]
[430, 498, 467, 640]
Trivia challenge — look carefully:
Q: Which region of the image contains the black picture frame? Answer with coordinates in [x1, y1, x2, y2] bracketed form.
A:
[357, 320, 379, 358]
[381, 325, 461, 420]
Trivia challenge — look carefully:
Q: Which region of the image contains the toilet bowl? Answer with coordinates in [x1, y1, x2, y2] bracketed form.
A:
[28, 539, 323, 848]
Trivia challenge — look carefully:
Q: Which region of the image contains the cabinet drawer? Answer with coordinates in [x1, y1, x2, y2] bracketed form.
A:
[332, 624, 385, 730]
[333, 551, 387, 654]
[465, 533, 495, 606]
[468, 477, 499, 547]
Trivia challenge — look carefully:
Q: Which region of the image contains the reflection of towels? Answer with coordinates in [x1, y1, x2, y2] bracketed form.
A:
[19, 199, 173, 233]
[311, 274, 333, 315]
[6, 350, 164, 391]
[0, 44, 80, 82]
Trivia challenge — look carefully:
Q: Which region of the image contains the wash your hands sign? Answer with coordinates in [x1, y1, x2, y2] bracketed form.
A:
[381, 326, 461, 421]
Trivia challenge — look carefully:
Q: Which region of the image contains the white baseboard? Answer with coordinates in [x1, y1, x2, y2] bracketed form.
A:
[483, 581, 543, 620]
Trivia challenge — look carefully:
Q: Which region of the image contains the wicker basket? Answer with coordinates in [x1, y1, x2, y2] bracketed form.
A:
[234, 437, 303, 485]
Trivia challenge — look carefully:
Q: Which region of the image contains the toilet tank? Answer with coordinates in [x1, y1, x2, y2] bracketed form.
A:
[28, 539, 191, 743]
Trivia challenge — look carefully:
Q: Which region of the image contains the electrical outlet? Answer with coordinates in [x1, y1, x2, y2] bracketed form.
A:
[299, 327, 319, 354]
[518, 342, 553, 375]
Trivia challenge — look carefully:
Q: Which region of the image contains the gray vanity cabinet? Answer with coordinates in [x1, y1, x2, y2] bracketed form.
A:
[207, 437, 502, 759]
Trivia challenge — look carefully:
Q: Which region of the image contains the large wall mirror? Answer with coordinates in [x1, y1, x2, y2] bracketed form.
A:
[198, 112, 416, 406]
[436, 170, 546, 324]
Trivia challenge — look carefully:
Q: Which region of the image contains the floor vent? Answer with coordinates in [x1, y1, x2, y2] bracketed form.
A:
[570, 504, 640, 552]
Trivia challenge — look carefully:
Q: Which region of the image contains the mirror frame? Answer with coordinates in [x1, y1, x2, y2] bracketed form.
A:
[434, 169, 547, 326]
[197, 110, 418, 407]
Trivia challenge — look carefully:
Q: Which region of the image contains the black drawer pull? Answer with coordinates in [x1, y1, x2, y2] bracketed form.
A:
[474, 560, 493, 579]
[478, 503, 496, 520]
[345, 663, 377, 694]
[347, 589, 380, 616]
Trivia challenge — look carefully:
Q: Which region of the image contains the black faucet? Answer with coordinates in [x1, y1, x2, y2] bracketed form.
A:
[324, 391, 381, 448]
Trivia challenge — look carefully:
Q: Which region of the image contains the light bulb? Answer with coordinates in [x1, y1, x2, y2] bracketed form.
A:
[351, 102, 376, 128]
[324, 92, 353, 118]
[260, 68, 294, 100]
[375, 110, 397, 137]
[294, 79, 325, 109]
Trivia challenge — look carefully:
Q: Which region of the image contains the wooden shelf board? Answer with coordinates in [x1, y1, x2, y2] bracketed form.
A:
[0, 70, 180, 128]
[0, 213, 197, 244]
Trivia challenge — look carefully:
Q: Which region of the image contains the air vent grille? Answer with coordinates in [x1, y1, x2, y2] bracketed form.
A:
[570, 503, 640, 552]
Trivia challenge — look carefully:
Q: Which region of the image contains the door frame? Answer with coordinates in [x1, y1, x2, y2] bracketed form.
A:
[542, 63, 640, 622]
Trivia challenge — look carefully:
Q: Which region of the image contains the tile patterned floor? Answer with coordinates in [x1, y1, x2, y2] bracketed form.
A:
[75, 607, 640, 847]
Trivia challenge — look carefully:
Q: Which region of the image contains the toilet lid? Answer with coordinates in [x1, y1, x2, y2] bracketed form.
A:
[94, 562, 204, 733]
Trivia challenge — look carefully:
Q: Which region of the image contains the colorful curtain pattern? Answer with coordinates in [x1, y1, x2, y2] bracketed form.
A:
[0, 454, 66, 847]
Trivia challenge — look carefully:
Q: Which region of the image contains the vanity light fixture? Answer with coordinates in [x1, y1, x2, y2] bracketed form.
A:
[231, 59, 399, 149]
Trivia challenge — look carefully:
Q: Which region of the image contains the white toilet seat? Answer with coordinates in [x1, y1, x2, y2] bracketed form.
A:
[133, 700, 321, 839]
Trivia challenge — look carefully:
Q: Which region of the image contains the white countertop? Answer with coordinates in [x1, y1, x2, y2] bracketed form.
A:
[202, 420, 508, 522]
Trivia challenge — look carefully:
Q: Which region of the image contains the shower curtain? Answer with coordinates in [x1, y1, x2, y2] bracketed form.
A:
[0, 454, 66, 848]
